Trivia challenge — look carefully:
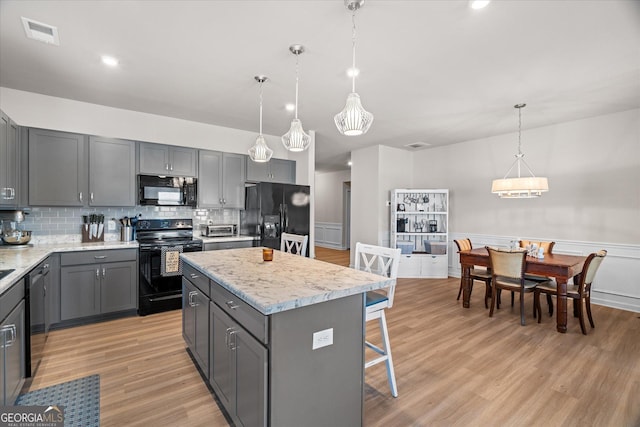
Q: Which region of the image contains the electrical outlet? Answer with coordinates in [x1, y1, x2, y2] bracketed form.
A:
[312, 328, 333, 350]
[107, 220, 116, 231]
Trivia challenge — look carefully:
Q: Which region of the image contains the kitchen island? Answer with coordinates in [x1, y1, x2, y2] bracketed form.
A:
[181, 247, 393, 427]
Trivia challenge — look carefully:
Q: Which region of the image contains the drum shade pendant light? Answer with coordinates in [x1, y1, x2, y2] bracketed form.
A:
[491, 104, 549, 198]
[248, 76, 274, 163]
[334, 0, 373, 136]
[281, 45, 310, 152]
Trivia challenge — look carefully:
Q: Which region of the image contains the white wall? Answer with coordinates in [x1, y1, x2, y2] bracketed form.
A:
[315, 169, 350, 223]
[412, 108, 640, 244]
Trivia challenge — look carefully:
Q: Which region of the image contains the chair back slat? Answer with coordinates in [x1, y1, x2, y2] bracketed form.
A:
[454, 238, 473, 252]
[280, 232, 309, 256]
[487, 247, 526, 279]
[354, 242, 401, 307]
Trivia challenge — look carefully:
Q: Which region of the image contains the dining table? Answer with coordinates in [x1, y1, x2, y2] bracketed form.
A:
[458, 247, 587, 333]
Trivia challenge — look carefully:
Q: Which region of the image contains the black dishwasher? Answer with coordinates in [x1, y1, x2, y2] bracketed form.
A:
[25, 258, 50, 378]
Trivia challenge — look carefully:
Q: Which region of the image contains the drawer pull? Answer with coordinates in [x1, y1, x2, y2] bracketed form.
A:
[225, 300, 239, 310]
[190, 273, 200, 279]
[94, 255, 107, 259]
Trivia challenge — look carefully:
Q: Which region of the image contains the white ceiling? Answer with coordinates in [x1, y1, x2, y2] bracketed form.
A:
[1, 0, 639, 172]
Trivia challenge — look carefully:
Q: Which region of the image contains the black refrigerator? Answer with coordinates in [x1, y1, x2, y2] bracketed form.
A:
[241, 183, 311, 256]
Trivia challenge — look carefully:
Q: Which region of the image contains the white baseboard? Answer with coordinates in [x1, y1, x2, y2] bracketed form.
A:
[447, 232, 640, 313]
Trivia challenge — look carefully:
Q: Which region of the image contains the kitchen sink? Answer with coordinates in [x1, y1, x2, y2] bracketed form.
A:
[0, 269, 15, 280]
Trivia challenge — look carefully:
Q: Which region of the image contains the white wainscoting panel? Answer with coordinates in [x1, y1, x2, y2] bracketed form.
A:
[315, 222, 344, 249]
[448, 233, 640, 313]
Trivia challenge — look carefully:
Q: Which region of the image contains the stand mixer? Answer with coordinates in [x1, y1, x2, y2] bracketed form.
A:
[0, 210, 32, 245]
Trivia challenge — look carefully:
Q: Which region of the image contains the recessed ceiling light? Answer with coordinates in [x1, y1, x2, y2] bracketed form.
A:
[101, 55, 119, 67]
[285, 103, 295, 112]
[346, 67, 360, 78]
[469, 0, 490, 10]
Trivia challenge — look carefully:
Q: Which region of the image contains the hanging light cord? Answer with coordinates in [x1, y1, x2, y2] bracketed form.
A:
[258, 80, 264, 135]
[351, 10, 357, 93]
[294, 52, 300, 120]
[517, 106, 523, 156]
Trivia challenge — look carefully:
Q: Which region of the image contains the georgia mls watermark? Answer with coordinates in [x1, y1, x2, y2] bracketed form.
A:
[0, 406, 64, 427]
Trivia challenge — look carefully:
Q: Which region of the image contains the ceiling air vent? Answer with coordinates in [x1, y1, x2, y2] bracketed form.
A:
[404, 141, 431, 150]
[21, 17, 60, 45]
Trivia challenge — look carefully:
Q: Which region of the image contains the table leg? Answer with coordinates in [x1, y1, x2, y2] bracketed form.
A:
[556, 277, 568, 333]
[462, 265, 471, 308]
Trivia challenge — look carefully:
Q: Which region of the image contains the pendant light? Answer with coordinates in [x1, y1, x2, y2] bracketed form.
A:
[281, 44, 310, 152]
[334, 0, 373, 136]
[248, 76, 274, 163]
[491, 104, 549, 198]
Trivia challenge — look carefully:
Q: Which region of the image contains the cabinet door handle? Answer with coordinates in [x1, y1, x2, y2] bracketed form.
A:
[96, 268, 100, 279]
[169, 163, 173, 171]
[228, 329, 237, 351]
[165, 163, 169, 171]
[1, 187, 7, 199]
[79, 192, 83, 202]
[225, 300, 239, 310]
[188, 291, 197, 307]
[90, 192, 94, 202]
[11, 188, 16, 199]
[102, 267, 106, 277]
[0, 325, 16, 348]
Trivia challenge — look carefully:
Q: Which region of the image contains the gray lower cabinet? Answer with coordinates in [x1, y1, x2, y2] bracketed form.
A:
[139, 142, 197, 177]
[182, 277, 209, 376]
[29, 128, 87, 206]
[89, 136, 136, 206]
[0, 281, 26, 405]
[246, 158, 295, 184]
[203, 240, 255, 251]
[198, 150, 246, 209]
[210, 302, 267, 427]
[0, 110, 19, 208]
[60, 249, 137, 321]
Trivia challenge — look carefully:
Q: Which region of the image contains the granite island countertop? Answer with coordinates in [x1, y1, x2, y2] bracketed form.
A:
[0, 240, 138, 295]
[181, 247, 393, 315]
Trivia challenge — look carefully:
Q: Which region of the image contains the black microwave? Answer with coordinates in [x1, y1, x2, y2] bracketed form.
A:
[138, 175, 197, 207]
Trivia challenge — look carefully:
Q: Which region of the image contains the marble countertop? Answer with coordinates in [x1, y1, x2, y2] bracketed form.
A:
[181, 247, 393, 315]
[0, 240, 138, 295]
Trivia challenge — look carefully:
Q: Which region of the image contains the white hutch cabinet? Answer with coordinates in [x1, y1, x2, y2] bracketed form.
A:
[390, 189, 449, 278]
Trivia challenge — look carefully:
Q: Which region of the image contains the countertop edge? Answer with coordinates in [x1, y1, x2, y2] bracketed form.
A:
[0, 241, 139, 295]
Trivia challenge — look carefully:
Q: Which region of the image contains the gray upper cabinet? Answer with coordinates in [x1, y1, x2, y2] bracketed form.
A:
[89, 136, 136, 206]
[246, 157, 295, 184]
[29, 128, 87, 206]
[198, 151, 246, 209]
[0, 110, 19, 208]
[139, 142, 197, 177]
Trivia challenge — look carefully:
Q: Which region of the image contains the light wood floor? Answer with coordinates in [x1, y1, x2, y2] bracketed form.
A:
[30, 248, 640, 426]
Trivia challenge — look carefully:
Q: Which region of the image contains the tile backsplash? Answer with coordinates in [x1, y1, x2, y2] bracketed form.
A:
[15, 206, 240, 241]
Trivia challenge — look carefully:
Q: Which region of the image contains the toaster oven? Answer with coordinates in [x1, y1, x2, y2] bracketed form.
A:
[201, 224, 237, 237]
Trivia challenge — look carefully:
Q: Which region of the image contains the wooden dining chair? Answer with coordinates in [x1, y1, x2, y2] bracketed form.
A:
[280, 232, 308, 256]
[486, 246, 550, 326]
[354, 242, 401, 397]
[454, 238, 492, 308]
[534, 250, 607, 334]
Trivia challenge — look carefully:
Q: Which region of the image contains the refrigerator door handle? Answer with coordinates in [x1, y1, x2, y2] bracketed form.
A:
[283, 204, 289, 232]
